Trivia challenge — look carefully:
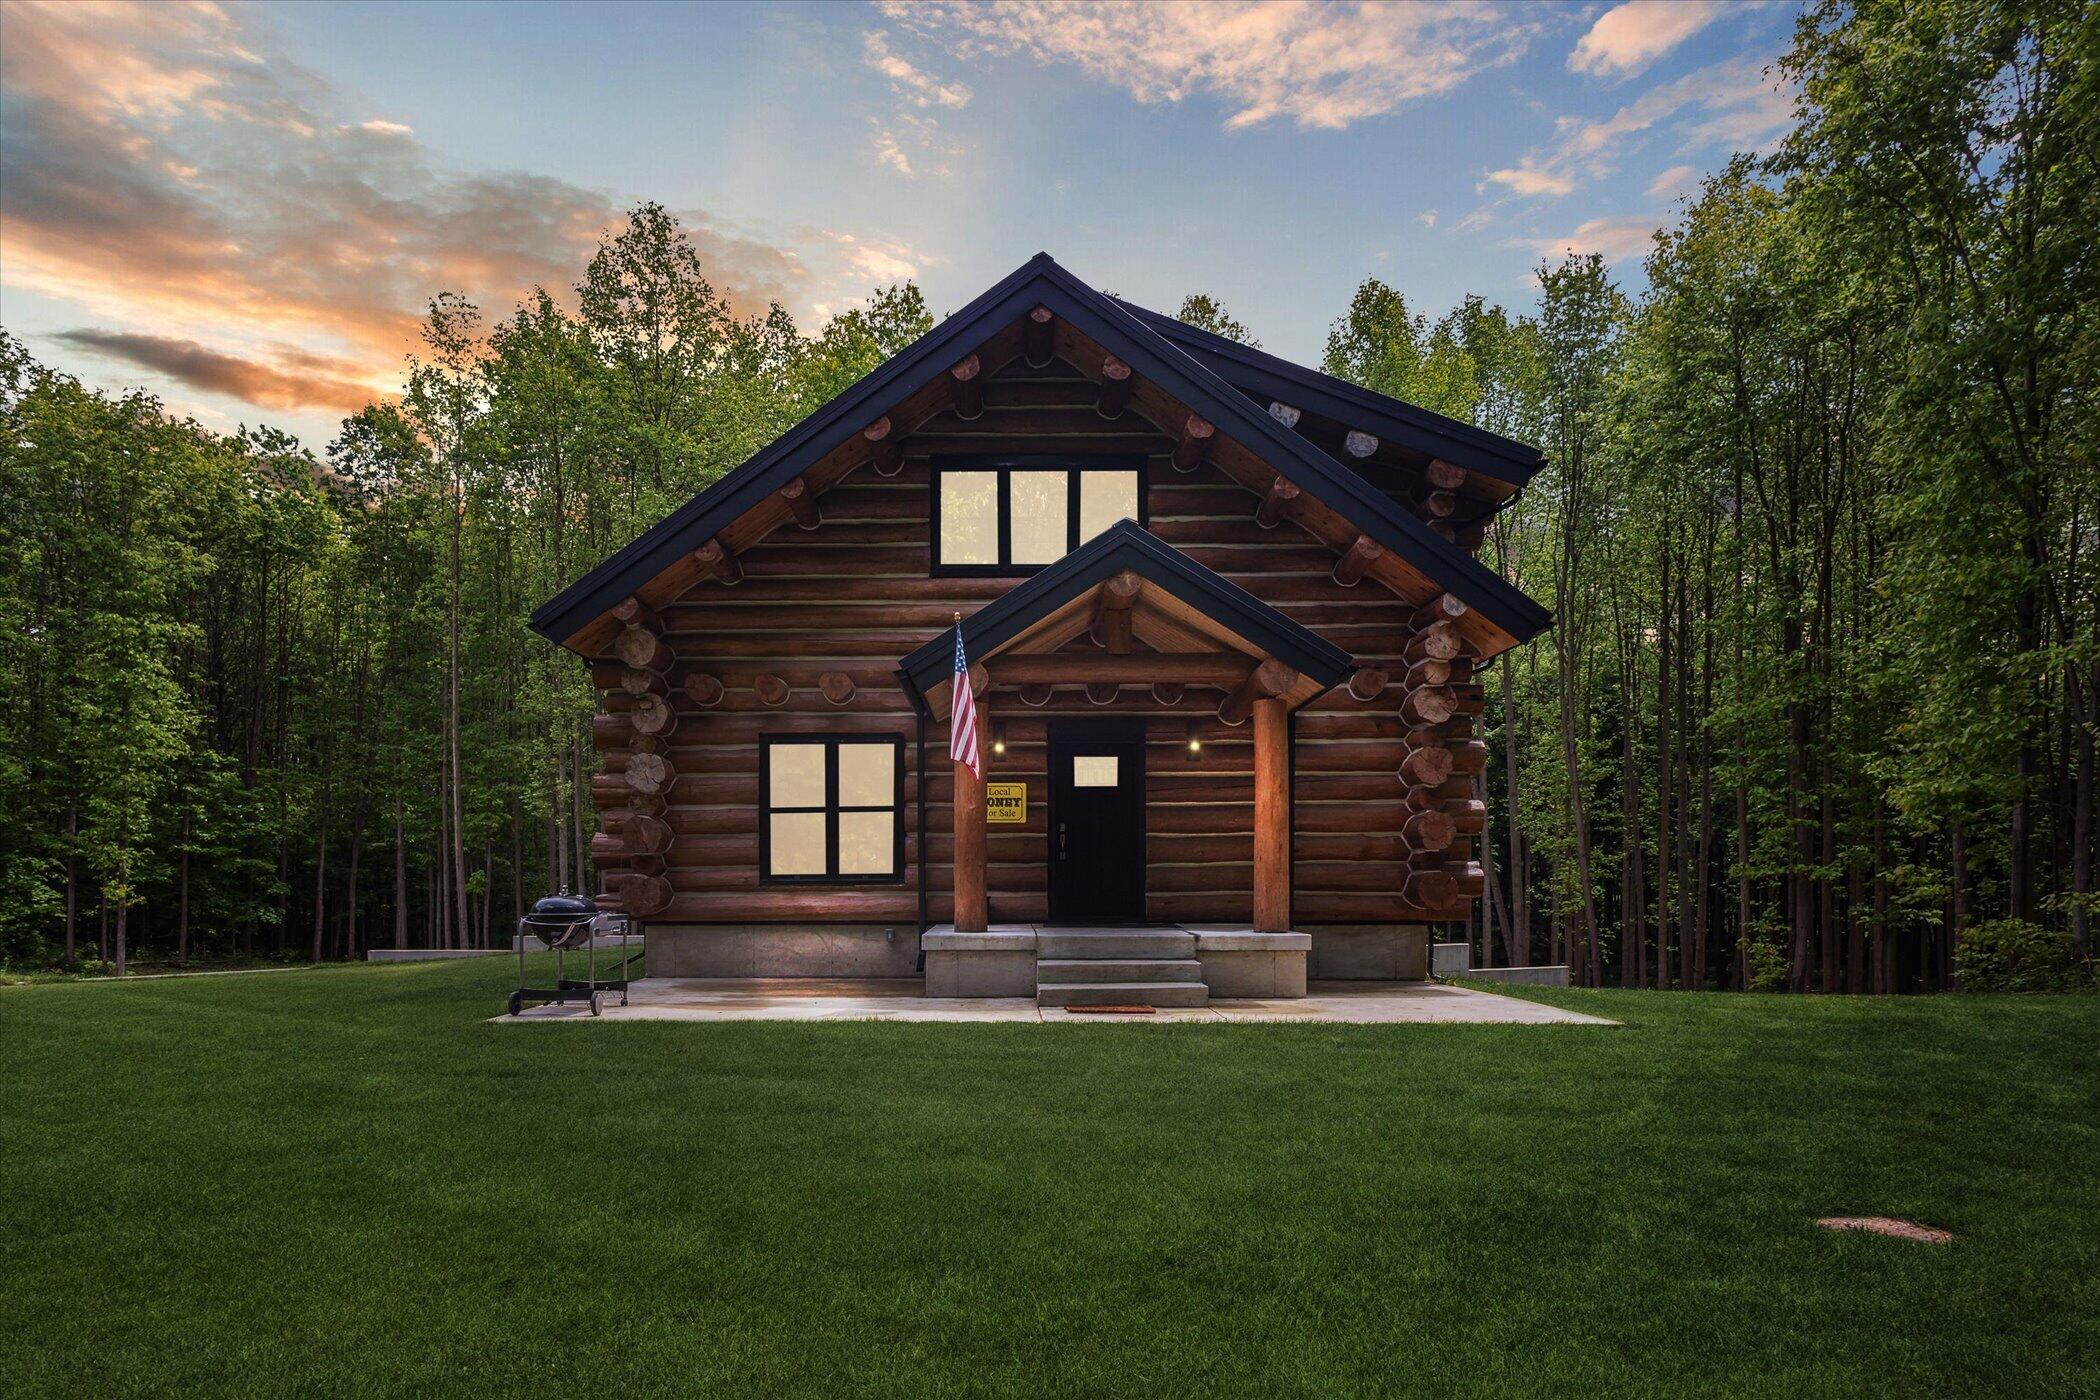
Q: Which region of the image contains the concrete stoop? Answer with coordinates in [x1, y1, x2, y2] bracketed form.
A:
[1034, 931, 1208, 1007]
[921, 924, 1312, 1002]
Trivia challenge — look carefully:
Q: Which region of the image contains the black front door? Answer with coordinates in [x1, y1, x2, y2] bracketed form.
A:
[1047, 721, 1146, 924]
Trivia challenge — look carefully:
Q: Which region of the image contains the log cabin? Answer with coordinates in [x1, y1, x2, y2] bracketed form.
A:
[530, 254, 1551, 1007]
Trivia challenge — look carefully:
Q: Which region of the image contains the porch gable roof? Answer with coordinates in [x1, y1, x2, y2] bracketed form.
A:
[895, 520, 1353, 715]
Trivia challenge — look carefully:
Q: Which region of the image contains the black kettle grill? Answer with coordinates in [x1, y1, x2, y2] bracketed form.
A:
[506, 891, 639, 1017]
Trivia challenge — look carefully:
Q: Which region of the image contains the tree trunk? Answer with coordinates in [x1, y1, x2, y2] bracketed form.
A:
[1503, 645, 1528, 966]
[64, 793, 78, 969]
[311, 803, 330, 964]
[177, 805, 191, 965]
[343, 822, 364, 961]
[392, 794, 408, 951]
[1949, 818, 1970, 991]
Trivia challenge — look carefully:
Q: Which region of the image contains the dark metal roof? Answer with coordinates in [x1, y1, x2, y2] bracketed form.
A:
[895, 520, 1353, 714]
[531, 252, 1550, 649]
[1122, 300, 1546, 487]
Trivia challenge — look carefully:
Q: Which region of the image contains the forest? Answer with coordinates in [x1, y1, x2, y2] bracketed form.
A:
[1, 0, 2092, 992]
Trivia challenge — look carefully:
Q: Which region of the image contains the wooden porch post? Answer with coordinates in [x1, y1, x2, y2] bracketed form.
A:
[953, 695, 989, 933]
[1252, 697, 1290, 933]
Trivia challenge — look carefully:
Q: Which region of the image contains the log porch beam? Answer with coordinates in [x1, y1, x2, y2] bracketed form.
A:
[952, 693, 988, 933]
[1252, 697, 1290, 933]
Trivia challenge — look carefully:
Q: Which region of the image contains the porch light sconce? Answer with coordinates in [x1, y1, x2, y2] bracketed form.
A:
[991, 721, 1007, 758]
[1185, 721, 1202, 761]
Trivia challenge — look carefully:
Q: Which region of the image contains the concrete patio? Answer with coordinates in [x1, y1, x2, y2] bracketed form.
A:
[493, 978, 1616, 1025]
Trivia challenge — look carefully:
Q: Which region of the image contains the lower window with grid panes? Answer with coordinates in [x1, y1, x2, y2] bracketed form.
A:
[759, 735, 903, 884]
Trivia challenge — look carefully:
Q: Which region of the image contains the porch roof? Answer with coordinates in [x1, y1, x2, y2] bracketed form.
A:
[895, 520, 1353, 717]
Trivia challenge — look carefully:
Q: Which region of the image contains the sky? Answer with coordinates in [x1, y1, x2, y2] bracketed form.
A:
[0, 0, 1799, 448]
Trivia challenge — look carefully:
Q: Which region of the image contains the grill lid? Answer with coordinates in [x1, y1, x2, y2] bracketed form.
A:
[529, 893, 597, 920]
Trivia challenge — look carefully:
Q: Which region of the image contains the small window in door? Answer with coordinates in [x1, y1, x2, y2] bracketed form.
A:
[1072, 755, 1120, 787]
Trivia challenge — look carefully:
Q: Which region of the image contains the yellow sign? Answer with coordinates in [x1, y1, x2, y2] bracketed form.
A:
[986, 782, 1028, 824]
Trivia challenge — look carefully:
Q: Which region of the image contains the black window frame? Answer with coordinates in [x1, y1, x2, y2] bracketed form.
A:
[758, 734, 906, 886]
[929, 455, 1148, 577]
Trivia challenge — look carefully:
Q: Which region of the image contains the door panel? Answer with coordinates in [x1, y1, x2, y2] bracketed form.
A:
[1047, 722, 1146, 923]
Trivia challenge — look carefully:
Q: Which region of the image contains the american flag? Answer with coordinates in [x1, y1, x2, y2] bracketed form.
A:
[950, 619, 981, 779]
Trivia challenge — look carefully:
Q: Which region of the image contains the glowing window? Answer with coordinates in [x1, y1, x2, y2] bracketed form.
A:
[761, 737, 900, 883]
[933, 461, 1146, 573]
[1073, 756, 1120, 787]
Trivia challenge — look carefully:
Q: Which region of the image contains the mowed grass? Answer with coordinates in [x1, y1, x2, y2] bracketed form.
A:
[3, 961, 2095, 1398]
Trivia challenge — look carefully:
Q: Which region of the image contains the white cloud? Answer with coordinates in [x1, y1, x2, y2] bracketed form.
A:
[1488, 58, 1790, 197]
[1514, 215, 1659, 263]
[1415, 210, 1438, 229]
[872, 126, 914, 176]
[863, 29, 972, 109]
[353, 119, 413, 136]
[1646, 162, 1699, 199]
[817, 231, 922, 286]
[881, 0, 1537, 131]
[1485, 162, 1575, 197]
[1569, 1, 1726, 78]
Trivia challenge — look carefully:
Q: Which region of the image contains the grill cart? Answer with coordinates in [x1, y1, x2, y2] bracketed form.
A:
[508, 892, 639, 1017]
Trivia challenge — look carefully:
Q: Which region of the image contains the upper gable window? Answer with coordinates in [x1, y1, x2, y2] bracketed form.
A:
[932, 458, 1143, 575]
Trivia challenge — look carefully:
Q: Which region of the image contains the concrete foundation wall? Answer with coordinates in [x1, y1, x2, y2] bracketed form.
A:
[646, 924, 920, 979]
[1306, 924, 1431, 981]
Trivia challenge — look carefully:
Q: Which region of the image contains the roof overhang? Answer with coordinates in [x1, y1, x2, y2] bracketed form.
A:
[1122, 301, 1546, 489]
[531, 253, 1551, 660]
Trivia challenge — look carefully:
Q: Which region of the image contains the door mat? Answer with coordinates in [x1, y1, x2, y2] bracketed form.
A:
[1065, 1004, 1157, 1015]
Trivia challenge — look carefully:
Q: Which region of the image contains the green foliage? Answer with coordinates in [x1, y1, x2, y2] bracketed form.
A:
[0, 207, 920, 968]
[1956, 919, 2087, 993]
[1173, 293, 1258, 347]
[1743, 936, 1791, 993]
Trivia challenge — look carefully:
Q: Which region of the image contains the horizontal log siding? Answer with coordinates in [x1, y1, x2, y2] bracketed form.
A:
[591, 359, 1477, 925]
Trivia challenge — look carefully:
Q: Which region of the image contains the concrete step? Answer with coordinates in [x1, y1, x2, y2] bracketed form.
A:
[1036, 958, 1203, 985]
[1038, 981, 1210, 1008]
[1036, 930, 1195, 960]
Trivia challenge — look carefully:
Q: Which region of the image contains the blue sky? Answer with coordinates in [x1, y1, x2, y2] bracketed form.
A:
[0, 1, 1798, 447]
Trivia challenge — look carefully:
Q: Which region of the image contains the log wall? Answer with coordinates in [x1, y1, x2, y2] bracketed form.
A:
[589, 355, 1485, 926]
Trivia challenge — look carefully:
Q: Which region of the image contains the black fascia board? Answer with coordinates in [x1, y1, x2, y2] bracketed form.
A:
[895, 520, 1353, 710]
[1032, 262, 1550, 638]
[529, 253, 1063, 645]
[1122, 300, 1546, 487]
[534, 252, 1549, 649]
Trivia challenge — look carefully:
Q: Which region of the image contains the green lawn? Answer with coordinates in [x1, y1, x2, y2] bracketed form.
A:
[3, 962, 2095, 1398]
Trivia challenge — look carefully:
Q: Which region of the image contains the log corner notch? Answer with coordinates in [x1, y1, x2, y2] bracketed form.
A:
[1092, 568, 1141, 654]
[779, 475, 820, 530]
[1256, 473, 1301, 530]
[864, 416, 903, 476]
[1024, 305, 1055, 368]
[1332, 534, 1383, 588]
[950, 354, 984, 421]
[612, 595, 672, 673]
[1218, 658, 1296, 726]
[1171, 415, 1215, 472]
[694, 537, 742, 585]
[1096, 356, 1132, 419]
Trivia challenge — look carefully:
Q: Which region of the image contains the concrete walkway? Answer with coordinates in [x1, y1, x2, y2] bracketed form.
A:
[494, 978, 1615, 1025]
